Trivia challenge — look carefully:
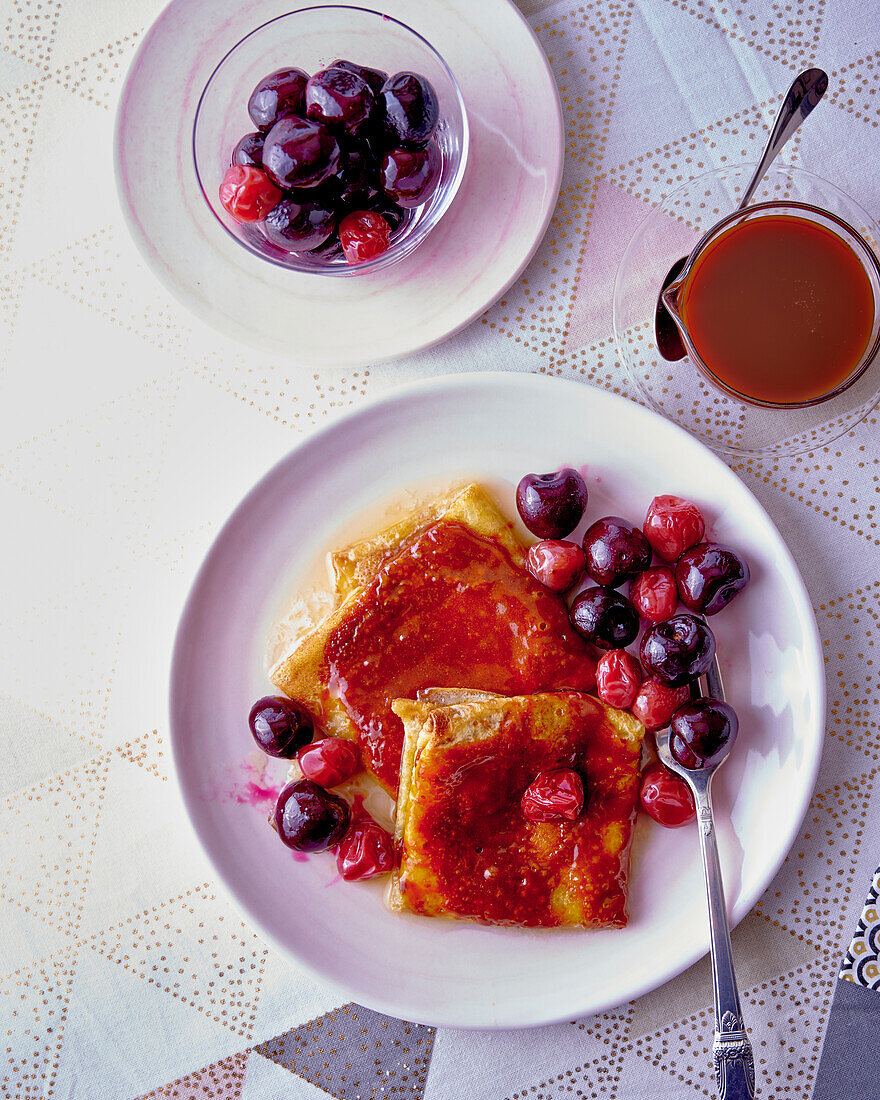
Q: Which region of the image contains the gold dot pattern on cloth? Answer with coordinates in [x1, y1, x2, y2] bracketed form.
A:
[87, 884, 269, 1039]
[1, 0, 879, 1096]
[820, 582, 880, 762]
[255, 1003, 435, 1099]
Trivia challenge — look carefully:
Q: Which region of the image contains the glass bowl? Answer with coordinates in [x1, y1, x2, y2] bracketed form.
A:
[613, 164, 880, 457]
[192, 5, 469, 277]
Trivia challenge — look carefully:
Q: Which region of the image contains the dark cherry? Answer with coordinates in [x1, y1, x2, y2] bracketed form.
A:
[248, 67, 308, 131]
[515, 468, 588, 539]
[305, 66, 375, 132]
[675, 542, 750, 615]
[582, 517, 652, 588]
[248, 695, 313, 758]
[569, 586, 639, 650]
[381, 143, 440, 208]
[231, 131, 265, 168]
[309, 232, 345, 259]
[367, 197, 408, 233]
[331, 58, 389, 96]
[262, 116, 342, 190]
[380, 72, 439, 145]
[273, 779, 350, 852]
[263, 198, 336, 252]
[639, 613, 716, 687]
[318, 137, 378, 207]
[669, 698, 739, 770]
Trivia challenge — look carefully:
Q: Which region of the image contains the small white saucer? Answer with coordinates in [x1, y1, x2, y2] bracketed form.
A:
[115, 0, 563, 366]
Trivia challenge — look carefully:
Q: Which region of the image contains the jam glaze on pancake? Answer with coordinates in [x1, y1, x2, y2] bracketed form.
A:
[323, 519, 598, 793]
[391, 692, 644, 928]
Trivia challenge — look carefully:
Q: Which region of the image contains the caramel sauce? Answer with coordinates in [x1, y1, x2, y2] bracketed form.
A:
[680, 214, 875, 405]
[324, 520, 597, 794]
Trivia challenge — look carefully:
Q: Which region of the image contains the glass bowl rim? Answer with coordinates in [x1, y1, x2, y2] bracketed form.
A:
[191, 3, 470, 278]
[661, 197, 880, 409]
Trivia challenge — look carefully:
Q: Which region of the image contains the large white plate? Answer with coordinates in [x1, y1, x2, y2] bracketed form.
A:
[169, 373, 824, 1028]
[114, 0, 563, 366]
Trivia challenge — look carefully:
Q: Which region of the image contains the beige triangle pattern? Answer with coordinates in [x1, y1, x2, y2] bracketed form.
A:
[828, 50, 880, 127]
[51, 32, 142, 110]
[3, 0, 63, 70]
[0, 949, 76, 1100]
[255, 1002, 435, 1099]
[116, 728, 171, 782]
[818, 581, 880, 763]
[0, 754, 108, 937]
[662, 0, 825, 66]
[481, 0, 633, 358]
[605, 101, 792, 210]
[28, 226, 195, 356]
[88, 884, 269, 1039]
[132, 1050, 250, 1100]
[731, 419, 880, 548]
[480, 179, 598, 360]
[0, 78, 49, 263]
[632, 956, 833, 1097]
[754, 772, 875, 955]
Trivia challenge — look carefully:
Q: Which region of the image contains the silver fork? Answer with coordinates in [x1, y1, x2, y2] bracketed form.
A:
[654, 653, 756, 1099]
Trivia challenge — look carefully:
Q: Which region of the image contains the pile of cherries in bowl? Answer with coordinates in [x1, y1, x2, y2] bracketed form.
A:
[219, 61, 442, 264]
[247, 696, 394, 881]
[517, 468, 749, 830]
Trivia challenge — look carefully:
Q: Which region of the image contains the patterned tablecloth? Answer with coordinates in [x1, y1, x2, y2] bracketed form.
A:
[2, 0, 879, 1097]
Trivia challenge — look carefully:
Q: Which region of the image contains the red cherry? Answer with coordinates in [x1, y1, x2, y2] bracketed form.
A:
[526, 539, 586, 593]
[630, 566, 678, 623]
[631, 679, 690, 732]
[521, 769, 584, 822]
[339, 210, 392, 263]
[639, 762, 696, 827]
[218, 165, 281, 223]
[336, 819, 395, 880]
[595, 649, 642, 709]
[298, 737, 360, 787]
[643, 495, 706, 562]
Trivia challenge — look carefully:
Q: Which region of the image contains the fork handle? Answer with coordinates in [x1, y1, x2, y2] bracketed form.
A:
[695, 778, 757, 1098]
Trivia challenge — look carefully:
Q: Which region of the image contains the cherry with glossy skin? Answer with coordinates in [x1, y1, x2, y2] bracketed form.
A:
[526, 539, 585, 594]
[263, 198, 336, 252]
[380, 72, 439, 145]
[231, 131, 264, 168]
[298, 737, 360, 787]
[219, 166, 281, 222]
[640, 761, 696, 827]
[306, 66, 375, 132]
[515, 468, 588, 540]
[631, 679, 690, 732]
[630, 566, 678, 623]
[248, 695, 313, 758]
[521, 769, 584, 822]
[570, 586, 639, 650]
[273, 779, 350, 852]
[381, 143, 440, 208]
[248, 67, 309, 131]
[669, 698, 738, 770]
[320, 137, 377, 207]
[643, 495, 706, 562]
[339, 209, 392, 263]
[595, 649, 642, 709]
[582, 516, 652, 588]
[640, 613, 716, 687]
[330, 58, 388, 96]
[262, 116, 342, 190]
[336, 819, 395, 880]
[675, 542, 750, 615]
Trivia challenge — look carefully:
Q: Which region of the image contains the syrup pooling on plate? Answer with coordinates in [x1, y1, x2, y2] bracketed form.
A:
[323, 519, 598, 793]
